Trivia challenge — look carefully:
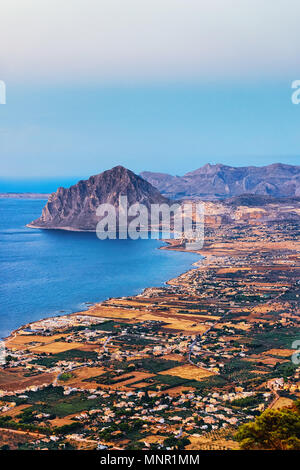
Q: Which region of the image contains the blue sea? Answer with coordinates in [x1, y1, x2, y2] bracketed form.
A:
[0, 199, 200, 339]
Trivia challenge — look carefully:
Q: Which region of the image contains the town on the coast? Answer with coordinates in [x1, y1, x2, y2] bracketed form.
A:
[1, 210, 299, 450]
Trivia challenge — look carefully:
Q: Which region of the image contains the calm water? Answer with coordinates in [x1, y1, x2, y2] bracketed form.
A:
[0, 199, 200, 339]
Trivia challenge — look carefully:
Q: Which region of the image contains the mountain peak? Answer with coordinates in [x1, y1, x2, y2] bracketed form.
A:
[105, 165, 130, 173]
[28, 166, 169, 231]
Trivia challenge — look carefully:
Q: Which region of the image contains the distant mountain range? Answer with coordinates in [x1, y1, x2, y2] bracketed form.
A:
[27, 164, 300, 231]
[0, 193, 49, 199]
[141, 163, 300, 199]
[28, 166, 168, 231]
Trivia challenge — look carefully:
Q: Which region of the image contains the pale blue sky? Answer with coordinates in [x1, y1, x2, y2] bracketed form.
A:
[0, 1, 299, 188]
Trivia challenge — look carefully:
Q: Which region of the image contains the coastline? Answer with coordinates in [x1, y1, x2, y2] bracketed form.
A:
[0, 194, 49, 200]
[9, 219, 299, 345]
[4, 238, 204, 342]
[26, 224, 96, 232]
[2, 215, 300, 450]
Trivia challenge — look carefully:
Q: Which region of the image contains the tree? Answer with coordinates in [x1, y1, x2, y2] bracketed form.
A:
[236, 402, 300, 450]
[0, 444, 10, 450]
[163, 436, 179, 449]
[163, 436, 190, 450]
[176, 437, 191, 449]
[125, 441, 144, 450]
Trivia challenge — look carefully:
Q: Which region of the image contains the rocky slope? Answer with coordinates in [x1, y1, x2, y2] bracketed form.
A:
[28, 166, 169, 231]
[199, 196, 300, 227]
[141, 163, 300, 199]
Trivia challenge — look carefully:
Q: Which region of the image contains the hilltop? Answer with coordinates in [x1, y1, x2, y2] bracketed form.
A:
[141, 163, 300, 199]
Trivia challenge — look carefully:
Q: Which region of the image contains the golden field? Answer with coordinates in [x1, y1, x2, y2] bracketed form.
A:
[159, 364, 215, 381]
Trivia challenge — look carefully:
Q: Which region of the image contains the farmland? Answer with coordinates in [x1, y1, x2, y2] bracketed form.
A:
[0, 217, 299, 450]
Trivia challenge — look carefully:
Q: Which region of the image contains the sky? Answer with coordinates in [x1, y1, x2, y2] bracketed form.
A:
[0, 0, 300, 189]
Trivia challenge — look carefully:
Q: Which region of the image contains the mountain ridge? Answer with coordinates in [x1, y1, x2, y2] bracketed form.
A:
[141, 163, 300, 199]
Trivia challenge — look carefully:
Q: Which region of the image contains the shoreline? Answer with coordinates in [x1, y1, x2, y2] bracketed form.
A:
[26, 223, 97, 232]
[4, 238, 204, 342]
[0, 194, 50, 200]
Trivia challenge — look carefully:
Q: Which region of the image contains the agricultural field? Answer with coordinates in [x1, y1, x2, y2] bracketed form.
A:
[31, 341, 83, 354]
[159, 364, 216, 381]
[57, 366, 106, 388]
[0, 220, 299, 450]
[5, 334, 68, 351]
[0, 368, 56, 392]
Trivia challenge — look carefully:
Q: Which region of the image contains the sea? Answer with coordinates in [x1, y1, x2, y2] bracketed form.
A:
[0, 198, 200, 339]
